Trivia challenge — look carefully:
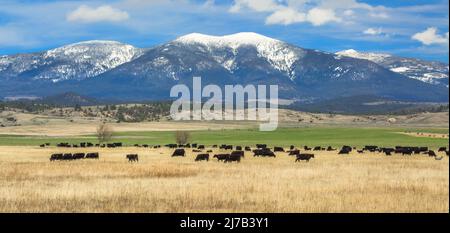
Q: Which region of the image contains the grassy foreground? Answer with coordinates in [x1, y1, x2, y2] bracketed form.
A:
[0, 146, 448, 213]
[0, 127, 448, 148]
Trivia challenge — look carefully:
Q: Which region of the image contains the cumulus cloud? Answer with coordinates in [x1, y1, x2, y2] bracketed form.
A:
[230, 0, 362, 26]
[363, 27, 383, 35]
[412, 27, 449, 45]
[306, 8, 341, 26]
[266, 8, 306, 25]
[229, 0, 280, 13]
[67, 5, 129, 23]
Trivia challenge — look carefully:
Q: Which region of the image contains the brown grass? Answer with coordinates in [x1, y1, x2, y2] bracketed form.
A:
[0, 146, 448, 213]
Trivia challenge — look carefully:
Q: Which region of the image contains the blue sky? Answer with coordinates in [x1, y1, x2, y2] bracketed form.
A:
[0, 0, 448, 62]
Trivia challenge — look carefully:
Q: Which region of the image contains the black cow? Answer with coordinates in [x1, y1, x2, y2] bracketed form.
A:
[253, 148, 276, 157]
[195, 154, 209, 162]
[126, 154, 139, 162]
[231, 151, 245, 158]
[165, 144, 177, 148]
[290, 145, 295, 150]
[86, 152, 99, 159]
[289, 150, 300, 156]
[62, 153, 73, 160]
[245, 146, 251, 151]
[192, 149, 202, 153]
[357, 150, 364, 154]
[172, 149, 186, 157]
[427, 150, 437, 157]
[224, 154, 241, 163]
[326, 146, 336, 151]
[198, 145, 205, 150]
[438, 147, 447, 152]
[338, 146, 352, 155]
[313, 146, 322, 151]
[295, 154, 314, 162]
[213, 154, 229, 162]
[363, 145, 378, 152]
[304, 146, 312, 151]
[39, 144, 45, 148]
[256, 144, 267, 149]
[73, 153, 85, 160]
[274, 147, 284, 152]
[235, 146, 242, 151]
[50, 153, 63, 161]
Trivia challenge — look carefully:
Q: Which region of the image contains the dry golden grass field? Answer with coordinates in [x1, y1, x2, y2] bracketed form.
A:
[0, 146, 448, 213]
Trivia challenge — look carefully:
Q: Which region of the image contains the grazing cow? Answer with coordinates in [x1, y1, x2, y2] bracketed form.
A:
[295, 153, 314, 162]
[39, 144, 46, 148]
[195, 154, 209, 162]
[192, 149, 202, 153]
[62, 153, 73, 160]
[87, 142, 93, 147]
[326, 146, 336, 151]
[256, 144, 267, 149]
[245, 146, 251, 151]
[231, 151, 245, 158]
[165, 144, 177, 148]
[206, 150, 213, 153]
[338, 146, 352, 155]
[427, 150, 437, 157]
[50, 153, 63, 161]
[72, 153, 85, 160]
[213, 154, 229, 162]
[289, 150, 300, 156]
[236, 146, 242, 151]
[212, 145, 218, 148]
[172, 149, 186, 157]
[290, 145, 295, 150]
[106, 144, 115, 148]
[142, 144, 149, 148]
[86, 152, 99, 159]
[357, 150, 364, 154]
[192, 144, 198, 148]
[304, 146, 312, 151]
[126, 154, 139, 162]
[313, 146, 322, 151]
[253, 148, 276, 157]
[224, 154, 241, 163]
[438, 147, 447, 152]
[363, 146, 378, 152]
[274, 147, 284, 152]
[198, 145, 205, 150]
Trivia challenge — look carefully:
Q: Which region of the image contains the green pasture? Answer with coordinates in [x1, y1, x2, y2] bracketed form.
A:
[0, 127, 448, 148]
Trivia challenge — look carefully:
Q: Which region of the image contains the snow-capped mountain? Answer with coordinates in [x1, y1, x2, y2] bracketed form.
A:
[336, 49, 449, 87]
[0, 40, 143, 83]
[0, 33, 448, 104]
[174, 32, 304, 79]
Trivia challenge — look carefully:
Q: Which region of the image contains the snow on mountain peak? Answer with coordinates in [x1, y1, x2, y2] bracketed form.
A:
[175, 32, 281, 47]
[174, 32, 302, 78]
[335, 49, 391, 63]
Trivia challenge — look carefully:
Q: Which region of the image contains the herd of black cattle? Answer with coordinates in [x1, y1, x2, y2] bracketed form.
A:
[45, 142, 449, 163]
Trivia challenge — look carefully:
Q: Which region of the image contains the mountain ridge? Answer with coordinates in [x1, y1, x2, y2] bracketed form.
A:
[0, 33, 448, 105]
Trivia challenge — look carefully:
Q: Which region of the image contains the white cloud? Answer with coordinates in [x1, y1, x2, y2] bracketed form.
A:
[369, 11, 389, 19]
[229, 0, 280, 13]
[306, 8, 341, 26]
[67, 5, 129, 23]
[412, 27, 449, 45]
[363, 27, 383, 35]
[266, 8, 306, 25]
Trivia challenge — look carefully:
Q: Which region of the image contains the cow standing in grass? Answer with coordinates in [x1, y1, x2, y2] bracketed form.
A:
[127, 154, 139, 162]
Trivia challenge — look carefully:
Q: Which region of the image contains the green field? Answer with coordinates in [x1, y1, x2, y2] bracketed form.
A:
[0, 127, 448, 148]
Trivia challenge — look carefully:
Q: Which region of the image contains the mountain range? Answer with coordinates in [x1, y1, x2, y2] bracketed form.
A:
[1, 32, 448, 105]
